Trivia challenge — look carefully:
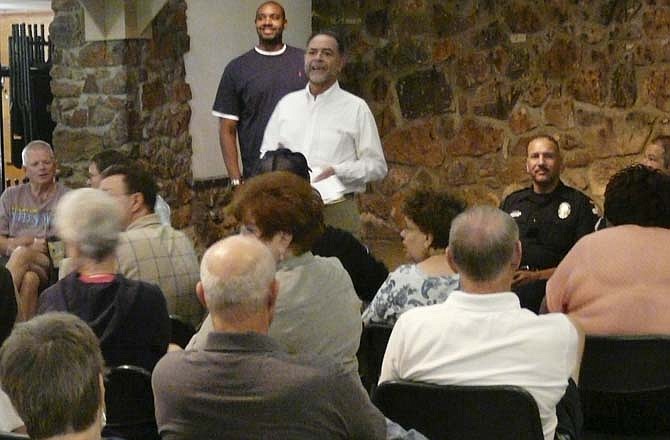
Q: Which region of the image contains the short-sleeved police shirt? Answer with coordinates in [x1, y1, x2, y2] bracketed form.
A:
[501, 181, 598, 270]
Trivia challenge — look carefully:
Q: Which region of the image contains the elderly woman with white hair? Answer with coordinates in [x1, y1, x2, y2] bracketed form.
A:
[37, 188, 170, 371]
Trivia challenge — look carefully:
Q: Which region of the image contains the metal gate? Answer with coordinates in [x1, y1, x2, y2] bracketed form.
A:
[6, 22, 55, 189]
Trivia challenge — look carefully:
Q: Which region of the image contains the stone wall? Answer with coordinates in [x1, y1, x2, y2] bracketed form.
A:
[50, 0, 231, 251]
[50, 0, 134, 180]
[313, 0, 670, 240]
[49, 1, 670, 250]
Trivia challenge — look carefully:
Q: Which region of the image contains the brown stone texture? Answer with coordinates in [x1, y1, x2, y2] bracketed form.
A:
[643, 8, 670, 37]
[543, 38, 580, 80]
[446, 119, 504, 157]
[509, 105, 540, 135]
[384, 119, 446, 167]
[52, 129, 103, 161]
[644, 68, 670, 112]
[503, 1, 543, 33]
[588, 157, 636, 197]
[432, 38, 458, 63]
[311, 0, 670, 244]
[50, 0, 670, 252]
[396, 68, 452, 119]
[51, 80, 83, 98]
[568, 66, 609, 106]
[611, 61, 637, 107]
[544, 98, 574, 130]
[471, 81, 521, 120]
[374, 165, 413, 196]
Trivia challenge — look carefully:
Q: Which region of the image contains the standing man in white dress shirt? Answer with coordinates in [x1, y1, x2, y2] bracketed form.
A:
[261, 30, 387, 236]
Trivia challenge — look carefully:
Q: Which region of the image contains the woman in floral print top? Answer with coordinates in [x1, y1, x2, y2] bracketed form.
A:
[362, 189, 465, 326]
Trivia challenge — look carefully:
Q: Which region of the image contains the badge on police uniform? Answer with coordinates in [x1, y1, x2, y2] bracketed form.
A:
[558, 202, 571, 219]
[510, 210, 521, 218]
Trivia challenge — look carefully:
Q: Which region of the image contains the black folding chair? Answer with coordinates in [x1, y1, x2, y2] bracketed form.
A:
[357, 323, 393, 394]
[373, 380, 544, 440]
[104, 364, 158, 440]
[169, 315, 196, 349]
[0, 432, 29, 440]
[579, 335, 670, 437]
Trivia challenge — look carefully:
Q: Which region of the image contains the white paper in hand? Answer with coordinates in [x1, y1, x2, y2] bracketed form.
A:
[311, 167, 346, 205]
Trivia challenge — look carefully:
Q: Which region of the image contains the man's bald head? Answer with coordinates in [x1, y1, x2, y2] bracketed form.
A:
[199, 235, 277, 314]
[448, 206, 520, 283]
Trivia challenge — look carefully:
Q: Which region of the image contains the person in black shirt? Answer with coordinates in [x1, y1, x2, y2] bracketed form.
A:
[212, 1, 306, 183]
[501, 135, 598, 312]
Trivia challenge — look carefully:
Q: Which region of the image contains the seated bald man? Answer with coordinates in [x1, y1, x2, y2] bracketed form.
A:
[152, 235, 386, 439]
[381, 206, 584, 440]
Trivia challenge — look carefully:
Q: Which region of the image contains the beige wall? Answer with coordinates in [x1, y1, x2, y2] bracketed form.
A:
[0, 10, 53, 182]
[185, 0, 311, 180]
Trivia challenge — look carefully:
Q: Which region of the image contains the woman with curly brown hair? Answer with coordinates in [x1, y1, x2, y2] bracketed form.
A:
[362, 189, 466, 326]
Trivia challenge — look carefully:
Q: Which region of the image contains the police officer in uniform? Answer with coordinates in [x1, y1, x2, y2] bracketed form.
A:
[501, 135, 598, 312]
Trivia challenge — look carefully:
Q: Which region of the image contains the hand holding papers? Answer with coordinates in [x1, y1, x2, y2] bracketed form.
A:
[311, 166, 346, 205]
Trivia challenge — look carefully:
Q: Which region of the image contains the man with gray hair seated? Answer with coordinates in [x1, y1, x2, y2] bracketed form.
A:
[0, 140, 69, 320]
[152, 235, 386, 439]
[99, 165, 203, 328]
[380, 206, 584, 440]
[0, 313, 108, 440]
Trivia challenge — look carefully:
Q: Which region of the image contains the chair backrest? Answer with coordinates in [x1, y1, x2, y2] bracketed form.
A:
[373, 380, 544, 440]
[358, 323, 393, 393]
[104, 364, 158, 440]
[169, 315, 196, 349]
[0, 432, 29, 440]
[579, 335, 670, 434]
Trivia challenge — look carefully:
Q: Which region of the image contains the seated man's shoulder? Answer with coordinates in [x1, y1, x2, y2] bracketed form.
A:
[501, 186, 531, 208]
[157, 340, 347, 386]
[0, 183, 32, 202]
[0, 184, 21, 197]
[155, 222, 196, 246]
[526, 312, 578, 344]
[392, 301, 448, 330]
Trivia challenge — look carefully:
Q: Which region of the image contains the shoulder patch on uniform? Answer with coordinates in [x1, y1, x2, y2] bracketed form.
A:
[589, 200, 600, 216]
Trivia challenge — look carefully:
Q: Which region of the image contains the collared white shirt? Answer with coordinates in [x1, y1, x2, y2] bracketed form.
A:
[0, 388, 22, 432]
[261, 81, 387, 194]
[380, 291, 579, 440]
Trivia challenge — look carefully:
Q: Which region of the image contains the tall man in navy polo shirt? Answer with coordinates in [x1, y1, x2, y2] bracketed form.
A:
[500, 135, 598, 312]
[212, 1, 306, 184]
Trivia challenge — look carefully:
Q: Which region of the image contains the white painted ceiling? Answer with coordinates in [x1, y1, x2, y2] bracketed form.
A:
[0, 0, 51, 12]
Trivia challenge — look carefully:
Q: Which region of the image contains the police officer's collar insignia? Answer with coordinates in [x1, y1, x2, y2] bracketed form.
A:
[558, 202, 571, 219]
[510, 210, 522, 218]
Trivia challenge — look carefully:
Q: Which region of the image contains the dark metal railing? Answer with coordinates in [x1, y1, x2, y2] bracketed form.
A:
[5, 23, 54, 192]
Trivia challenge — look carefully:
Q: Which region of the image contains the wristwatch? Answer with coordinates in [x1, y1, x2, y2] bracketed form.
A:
[230, 178, 241, 187]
